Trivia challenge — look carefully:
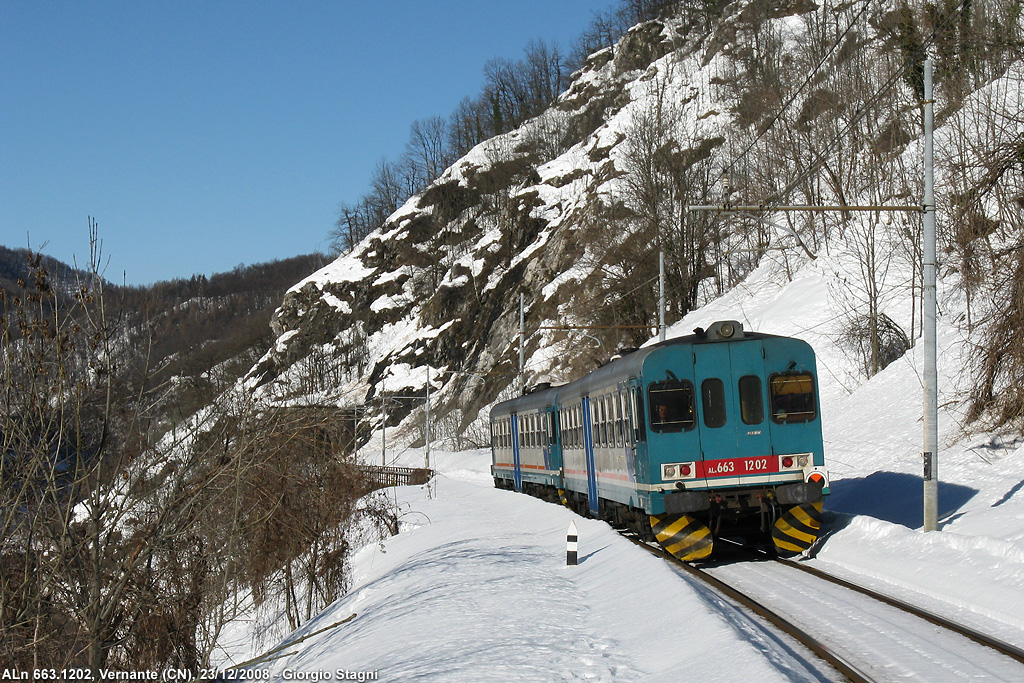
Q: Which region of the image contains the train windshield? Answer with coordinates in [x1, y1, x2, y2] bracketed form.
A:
[648, 380, 696, 432]
[769, 372, 817, 423]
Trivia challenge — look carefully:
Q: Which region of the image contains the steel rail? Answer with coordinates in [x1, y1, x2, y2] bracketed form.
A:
[716, 537, 1024, 666]
[775, 556, 1024, 665]
[620, 533, 876, 683]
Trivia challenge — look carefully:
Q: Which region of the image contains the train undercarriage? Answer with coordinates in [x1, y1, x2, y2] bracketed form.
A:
[494, 477, 823, 560]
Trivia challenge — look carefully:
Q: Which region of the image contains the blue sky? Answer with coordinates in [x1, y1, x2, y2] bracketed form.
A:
[1, 0, 612, 285]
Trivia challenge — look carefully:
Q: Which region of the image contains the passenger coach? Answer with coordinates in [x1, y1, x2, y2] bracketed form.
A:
[490, 321, 830, 559]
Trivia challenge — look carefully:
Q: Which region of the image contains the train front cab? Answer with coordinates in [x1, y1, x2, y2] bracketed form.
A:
[643, 326, 829, 560]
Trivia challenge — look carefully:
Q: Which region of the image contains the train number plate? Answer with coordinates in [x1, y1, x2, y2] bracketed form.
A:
[700, 456, 778, 478]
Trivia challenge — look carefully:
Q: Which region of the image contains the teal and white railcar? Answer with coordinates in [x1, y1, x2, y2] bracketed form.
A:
[490, 321, 830, 559]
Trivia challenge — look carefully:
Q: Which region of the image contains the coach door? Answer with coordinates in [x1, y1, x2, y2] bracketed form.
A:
[511, 414, 523, 491]
[692, 342, 772, 469]
[581, 396, 599, 515]
[729, 341, 773, 458]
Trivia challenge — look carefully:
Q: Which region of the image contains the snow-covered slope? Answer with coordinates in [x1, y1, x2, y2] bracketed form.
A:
[213, 243, 1024, 677]
[215, 3, 1024, 677]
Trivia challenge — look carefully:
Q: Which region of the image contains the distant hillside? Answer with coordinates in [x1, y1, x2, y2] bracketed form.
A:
[0, 245, 95, 297]
[1, 244, 327, 425]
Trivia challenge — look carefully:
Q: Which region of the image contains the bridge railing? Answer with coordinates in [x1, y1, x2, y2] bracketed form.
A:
[357, 465, 434, 491]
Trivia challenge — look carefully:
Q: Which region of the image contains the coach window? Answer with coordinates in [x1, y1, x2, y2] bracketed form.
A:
[604, 396, 613, 446]
[579, 404, 586, 445]
[622, 393, 630, 446]
[631, 387, 645, 441]
[606, 396, 614, 446]
[770, 372, 817, 424]
[602, 396, 611, 446]
[577, 404, 585, 446]
[738, 375, 764, 425]
[648, 380, 696, 432]
[577, 404, 584, 446]
[614, 395, 622, 448]
[570, 408, 577, 447]
[608, 396, 615, 445]
[701, 378, 727, 428]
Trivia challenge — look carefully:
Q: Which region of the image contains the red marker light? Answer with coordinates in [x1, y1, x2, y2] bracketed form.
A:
[782, 456, 794, 468]
[680, 464, 691, 476]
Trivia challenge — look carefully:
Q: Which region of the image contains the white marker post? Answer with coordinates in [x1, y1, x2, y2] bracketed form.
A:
[566, 521, 578, 566]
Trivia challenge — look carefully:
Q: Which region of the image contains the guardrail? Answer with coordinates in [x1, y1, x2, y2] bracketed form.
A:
[357, 464, 434, 491]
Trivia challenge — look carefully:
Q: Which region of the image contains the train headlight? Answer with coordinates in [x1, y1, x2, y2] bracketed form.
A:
[662, 462, 696, 480]
[719, 322, 736, 338]
[779, 453, 812, 471]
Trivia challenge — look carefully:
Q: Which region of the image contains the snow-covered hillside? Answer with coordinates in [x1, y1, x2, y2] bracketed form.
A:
[244, 0, 1023, 460]
[213, 2, 1024, 678]
[212, 247, 1024, 679]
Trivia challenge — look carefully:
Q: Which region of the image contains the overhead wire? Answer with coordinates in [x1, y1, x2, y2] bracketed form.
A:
[721, 0, 879, 184]
[746, 0, 975, 205]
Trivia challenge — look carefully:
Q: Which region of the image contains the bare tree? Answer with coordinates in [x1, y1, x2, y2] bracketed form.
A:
[407, 116, 451, 188]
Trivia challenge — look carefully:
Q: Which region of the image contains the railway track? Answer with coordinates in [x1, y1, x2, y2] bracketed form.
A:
[622, 532, 1024, 682]
[772, 553, 1024, 666]
[622, 532, 874, 682]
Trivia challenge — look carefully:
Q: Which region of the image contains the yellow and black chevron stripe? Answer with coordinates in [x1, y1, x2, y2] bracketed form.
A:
[772, 501, 823, 556]
[558, 489, 569, 508]
[650, 514, 713, 561]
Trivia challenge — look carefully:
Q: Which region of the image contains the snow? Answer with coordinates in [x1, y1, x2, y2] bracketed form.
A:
[232, 454, 820, 681]
[223, 21, 1024, 681]
[220, 243, 1024, 678]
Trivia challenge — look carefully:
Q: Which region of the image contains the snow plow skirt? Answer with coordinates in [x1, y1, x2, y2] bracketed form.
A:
[772, 502, 823, 556]
[650, 514, 713, 561]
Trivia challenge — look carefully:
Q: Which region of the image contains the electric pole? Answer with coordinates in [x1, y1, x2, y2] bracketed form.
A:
[923, 57, 939, 532]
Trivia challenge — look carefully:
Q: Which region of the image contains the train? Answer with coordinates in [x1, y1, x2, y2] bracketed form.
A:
[489, 320, 829, 560]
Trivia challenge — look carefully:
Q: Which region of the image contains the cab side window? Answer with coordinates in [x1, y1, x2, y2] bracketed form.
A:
[769, 372, 817, 423]
[648, 380, 696, 432]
